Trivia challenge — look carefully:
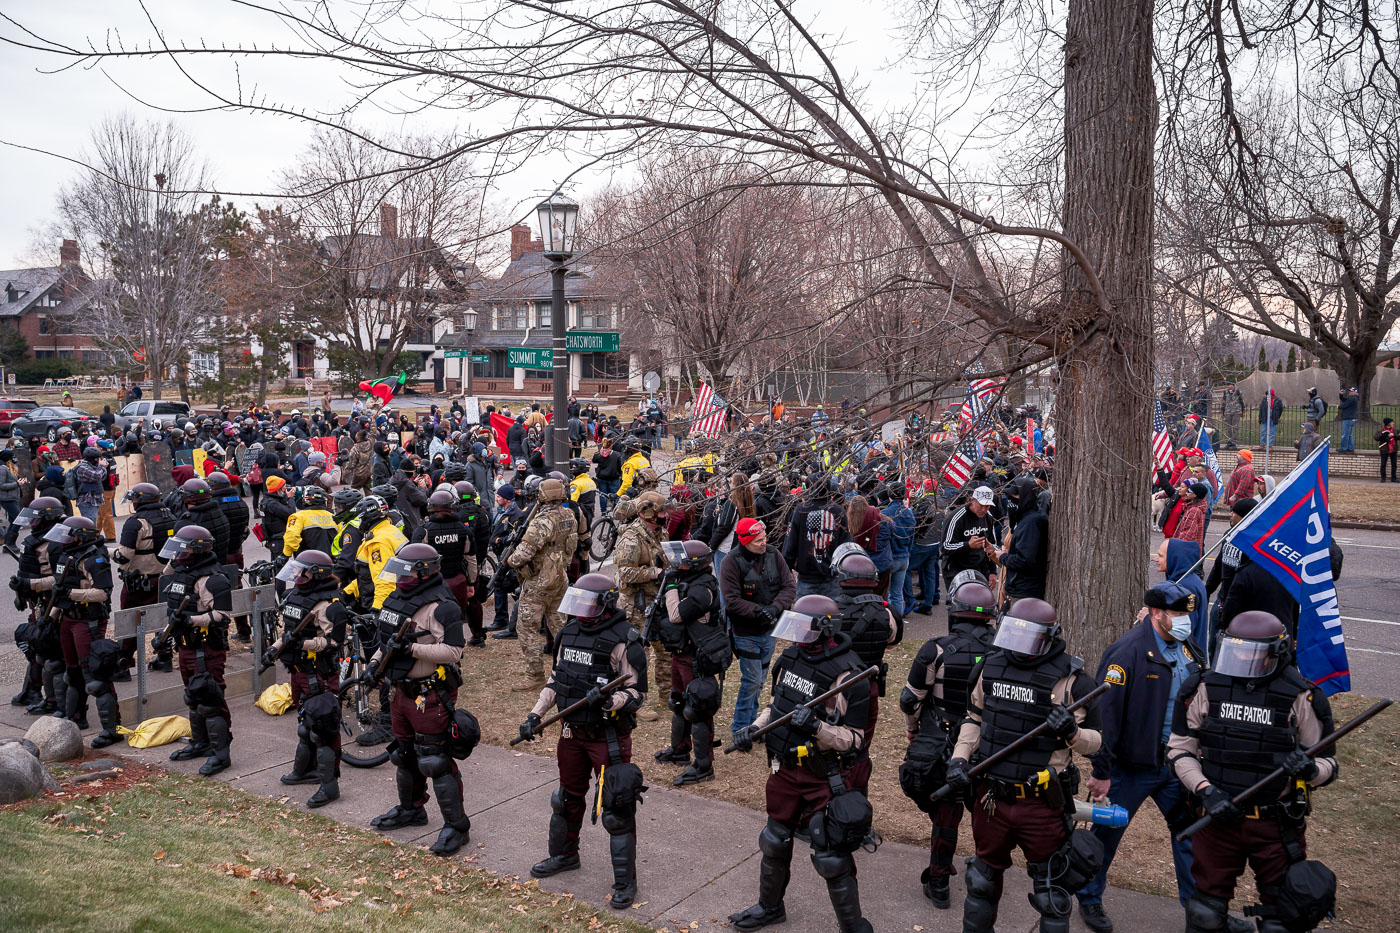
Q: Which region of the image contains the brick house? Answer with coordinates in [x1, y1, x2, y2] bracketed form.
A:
[0, 239, 106, 366]
[455, 224, 631, 399]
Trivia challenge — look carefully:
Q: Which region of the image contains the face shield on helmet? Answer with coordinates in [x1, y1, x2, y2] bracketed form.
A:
[772, 608, 826, 644]
[991, 613, 1057, 657]
[377, 552, 439, 585]
[277, 556, 320, 584]
[1212, 635, 1283, 679]
[157, 534, 201, 561]
[14, 503, 57, 529]
[42, 522, 78, 545]
[660, 541, 689, 567]
[557, 585, 608, 619]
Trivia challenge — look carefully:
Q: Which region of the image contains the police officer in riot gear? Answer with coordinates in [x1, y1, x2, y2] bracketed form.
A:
[367, 543, 472, 857]
[30, 517, 115, 742]
[115, 482, 177, 672]
[946, 597, 1103, 933]
[729, 594, 874, 933]
[175, 478, 232, 565]
[519, 573, 649, 909]
[831, 546, 899, 762]
[650, 540, 728, 785]
[9, 496, 69, 714]
[413, 490, 480, 642]
[159, 525, 236, 776]
[899, 570, 999, 908]
[1169, 611, 1338, 933]
[265, 550, 348, 809]
[454, 480, 493, 646]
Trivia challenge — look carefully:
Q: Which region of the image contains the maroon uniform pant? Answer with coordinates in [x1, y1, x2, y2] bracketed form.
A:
[1191, 813, 1303, 904]
[927, 798, 966, 877]
[60, 616, 105, 668]
[389, 685, 460, 808]
[291, 669, 342, 755]
[557, 730, 632, 847]
[177, 647, 230, 721]
[765, 758, 871, 830]
[968, 782, 1068, 869]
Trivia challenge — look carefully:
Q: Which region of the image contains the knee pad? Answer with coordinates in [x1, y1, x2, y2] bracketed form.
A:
[296, 717, 312, 742]
[667, 690, 685, 715]
[195, 704, 223, 722]
[44, 658, 65, 676]
[810, 848, 854, 881]
[1027, 861, 1071, 920]
[1184, 894, 1229, 931]
[550, 787, 579, 815]
[758, 819, 794, 859]
[388, 739, 415, 769]
[683, 676, 721, 721]
[964, 857, 1003, 900]
[601, 807, 635, 836]
[415, 745, 452, 778]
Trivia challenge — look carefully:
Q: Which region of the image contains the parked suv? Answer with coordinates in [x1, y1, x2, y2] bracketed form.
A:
[0, 397, 38, 437]
[113, 399, 192, 432]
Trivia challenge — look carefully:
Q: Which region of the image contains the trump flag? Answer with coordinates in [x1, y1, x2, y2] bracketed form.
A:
[1224, 440, 1349, 694]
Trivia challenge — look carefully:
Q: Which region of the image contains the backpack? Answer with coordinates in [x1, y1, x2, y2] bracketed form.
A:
[63, 467, 79, 501]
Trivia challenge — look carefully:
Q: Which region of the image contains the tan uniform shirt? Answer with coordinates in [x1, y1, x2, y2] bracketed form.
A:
[531, 639, 647, 718]
[752, 668, 866, 753]
[953, 673, 1103, 767]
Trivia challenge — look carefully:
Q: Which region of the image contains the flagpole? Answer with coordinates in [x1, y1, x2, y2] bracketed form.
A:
[1263, 384, 1274, 477]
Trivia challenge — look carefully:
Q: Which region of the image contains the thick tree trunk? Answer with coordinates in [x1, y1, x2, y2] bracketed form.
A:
[1333, 351, 1377, 423]
[1047, 0, 1158, 663]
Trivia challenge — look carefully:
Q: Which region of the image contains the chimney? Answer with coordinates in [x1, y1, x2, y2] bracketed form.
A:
[510, 224, 532, 261]
[379, 203, 399, 239]
[60, 239, 80, 267]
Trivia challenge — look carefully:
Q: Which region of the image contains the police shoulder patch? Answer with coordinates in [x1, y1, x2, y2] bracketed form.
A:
[1104, 664, 1127, 686]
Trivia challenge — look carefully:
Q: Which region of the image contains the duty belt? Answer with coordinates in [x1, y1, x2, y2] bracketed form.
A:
[776, 746, 863, 773]
[981, 770, 1065, 804]
[398, 672, 448, 697]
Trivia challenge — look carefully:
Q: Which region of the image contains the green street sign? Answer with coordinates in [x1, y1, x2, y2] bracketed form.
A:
[565, 331, 620, 352]
[443, 349, 470, 359]
[508, 347, 553, 368]
[470, 353, 489, 363]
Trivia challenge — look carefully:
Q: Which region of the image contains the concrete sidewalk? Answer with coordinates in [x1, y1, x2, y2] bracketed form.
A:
[1, 701, 1185, 933]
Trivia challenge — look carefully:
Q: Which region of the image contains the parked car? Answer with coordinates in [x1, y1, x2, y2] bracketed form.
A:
[113, 399, 192, 432]
[10, 406, 97, 442]
[0, 397, 38, 437]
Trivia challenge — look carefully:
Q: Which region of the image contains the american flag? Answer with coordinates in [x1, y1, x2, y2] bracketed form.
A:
[691, 381, 727, 439]
[958, 364, 1003, 435]
[941, 433, 982, 487]
[1024, 417, 1036, 453]
[1199, 427, 1224, 491]
[1151, 398, 1174, 472]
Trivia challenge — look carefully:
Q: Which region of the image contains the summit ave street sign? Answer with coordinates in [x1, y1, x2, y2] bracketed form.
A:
[508, 347, 552, 368]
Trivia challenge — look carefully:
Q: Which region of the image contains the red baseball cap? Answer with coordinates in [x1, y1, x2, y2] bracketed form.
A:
[736, 518, 765, 543]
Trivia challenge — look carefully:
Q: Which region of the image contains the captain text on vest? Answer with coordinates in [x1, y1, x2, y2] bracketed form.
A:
[1168, 611, 1338, 933]
[944, 597, 1103, 933]
[1075, 581, 1238, 933]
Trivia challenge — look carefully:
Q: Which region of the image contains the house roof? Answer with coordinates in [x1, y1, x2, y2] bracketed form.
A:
[319, 234, 482, 295]
[480, 250, 612, 302]
[0, 266, 65, 318]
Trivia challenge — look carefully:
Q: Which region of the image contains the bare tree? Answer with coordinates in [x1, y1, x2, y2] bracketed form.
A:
[55, 116, 221, 400]
[282, 130, 487, 377]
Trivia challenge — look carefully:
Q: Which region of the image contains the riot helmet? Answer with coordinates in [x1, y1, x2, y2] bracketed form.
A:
[834, 550, 879, 589]
[992, 598, 1060, 659]
[1214, 611, 1290, 679]
[773, 594, 841, 645]
[378, 542, 442, 591]
[276, 549, 337, 589]
[557, 573, 620, 626]
[15, 496, 68, 529]
[159, 524, 214, 564]
[44, 515, 101, 549]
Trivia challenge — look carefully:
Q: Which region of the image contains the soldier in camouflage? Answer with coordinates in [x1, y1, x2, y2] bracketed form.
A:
[507, 477, 578, 692]
[611, 467, 661, 525]
[614, 489, 671, 721]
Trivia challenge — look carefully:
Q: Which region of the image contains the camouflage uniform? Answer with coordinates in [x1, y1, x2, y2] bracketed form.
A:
[508, 482, 579, 681]
[614, 493, 671, 708]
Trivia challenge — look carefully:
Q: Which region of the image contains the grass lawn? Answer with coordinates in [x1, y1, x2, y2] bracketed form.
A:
[0, 765, 649, 933]
[1323, 478, 1400, 523]
[462, 630, 1400, 931]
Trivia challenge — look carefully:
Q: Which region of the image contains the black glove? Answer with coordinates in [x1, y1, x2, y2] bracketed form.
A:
[1199, 785, 1241, 823]
[584, 686, 609, 709]
[788, 705, 820, 738]
[731, 726, 755, 753]
[945, 758, 972, 795]
[7, 577, 19, 591]
[518, 713, 542, 742]
[1282, 748, 1319, 782]
[1045, 705, 1079, 742]
[758, 606, 779, 629]
[282, 633, 304, 654]
[260, 649, 277, 669]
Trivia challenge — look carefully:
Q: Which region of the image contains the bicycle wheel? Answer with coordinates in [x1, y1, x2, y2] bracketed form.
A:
[338, 675, 390, 768]
[589, 516, 617, 562]
[477, 553, 497, 592]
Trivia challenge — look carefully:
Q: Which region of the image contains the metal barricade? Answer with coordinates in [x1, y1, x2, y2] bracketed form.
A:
[109, 584, 281, 722]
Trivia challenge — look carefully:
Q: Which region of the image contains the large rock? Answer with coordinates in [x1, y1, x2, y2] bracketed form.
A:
[0, 741, 53, 804]
[24, 717, 83, 762]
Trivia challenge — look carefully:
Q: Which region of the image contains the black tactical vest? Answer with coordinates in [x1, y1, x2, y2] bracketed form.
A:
[136, 505, 177, 561]
[17, 526, 56, 580]
[163, 559, 229, 650]
[179, 503, 230, 564]
[738, 548, 781, 605]
[765, 637, 866, 758]
[835, 592, 891, 669]
[975, 646, 1076, 782]
[1197, 667, 1306, 798]
[937, 620, 996, 725]
[217, 494, 249, 548]
[377, 577, 455, 683]
[552, 612, 635, 729]
[422, 518, 469, 577]
[280, 585, 340, 674]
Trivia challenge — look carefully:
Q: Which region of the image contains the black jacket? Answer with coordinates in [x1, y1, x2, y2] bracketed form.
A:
[592, 449, 622, 482]
[781, 500, 849, 583]
[1091, 620, 1203, 778]
[719, 545, 796, 637]
[1220, 554, 1299, 635]
[1000, 506, 1048, 599]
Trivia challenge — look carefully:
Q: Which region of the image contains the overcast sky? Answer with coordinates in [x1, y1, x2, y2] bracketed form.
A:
[0, 0, 921, 270]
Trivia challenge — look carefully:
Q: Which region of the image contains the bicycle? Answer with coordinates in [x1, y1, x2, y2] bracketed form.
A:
[336, 614, 392, 769]
[589, 512, 618, 562]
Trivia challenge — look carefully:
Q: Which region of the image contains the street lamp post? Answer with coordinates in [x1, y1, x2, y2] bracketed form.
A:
[459, 308, 478, 400]
[536, 192, 579, 467]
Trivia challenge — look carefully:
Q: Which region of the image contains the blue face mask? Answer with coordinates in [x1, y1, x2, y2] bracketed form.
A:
[1168, 613, 1193, 643]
